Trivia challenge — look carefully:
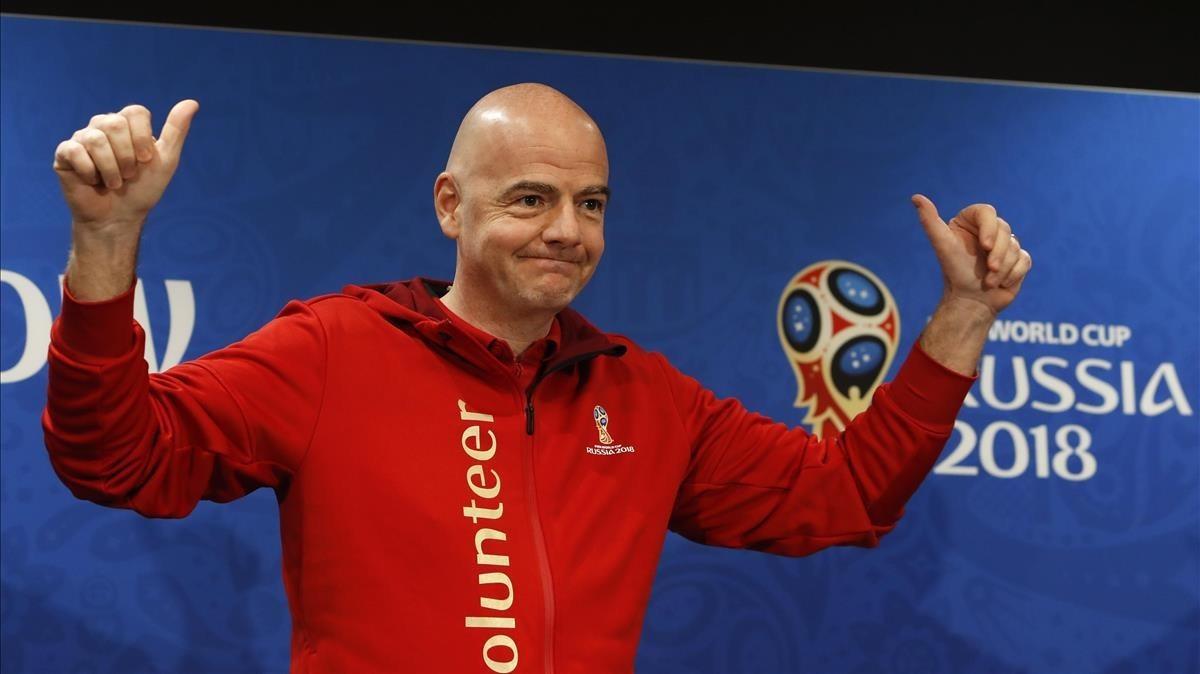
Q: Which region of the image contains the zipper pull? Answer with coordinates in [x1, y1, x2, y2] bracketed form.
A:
[525, 399, 535, 435]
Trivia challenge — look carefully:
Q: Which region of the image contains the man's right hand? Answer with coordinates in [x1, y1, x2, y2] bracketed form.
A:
[53, 99, 198, 301]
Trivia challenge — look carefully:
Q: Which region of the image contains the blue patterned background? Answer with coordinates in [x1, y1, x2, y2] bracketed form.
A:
[2, 15, 1197, 673]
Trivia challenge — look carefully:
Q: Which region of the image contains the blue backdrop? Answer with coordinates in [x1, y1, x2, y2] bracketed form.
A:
[2, 15, 1197, 674]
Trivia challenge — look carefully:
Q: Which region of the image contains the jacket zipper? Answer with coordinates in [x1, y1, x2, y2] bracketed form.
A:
[519, 385, 556, 674]
[518, 346, 621, 674]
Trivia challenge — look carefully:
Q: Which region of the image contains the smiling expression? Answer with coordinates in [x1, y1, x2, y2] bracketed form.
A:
[434, 85, 610, 315]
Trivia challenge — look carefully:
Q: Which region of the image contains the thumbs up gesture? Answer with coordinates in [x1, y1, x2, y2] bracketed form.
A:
[911, 194, 1033, 316]
[53, 99, 199, 233]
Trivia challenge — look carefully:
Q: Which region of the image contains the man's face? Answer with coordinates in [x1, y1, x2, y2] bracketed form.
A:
[437, 111, 609, 314]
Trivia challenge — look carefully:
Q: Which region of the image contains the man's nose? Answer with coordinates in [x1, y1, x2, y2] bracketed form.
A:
[543, 201, 582, 247]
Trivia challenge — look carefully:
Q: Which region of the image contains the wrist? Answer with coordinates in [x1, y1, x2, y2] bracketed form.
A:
[71, 220, 142, 262]
[918, 293, 996, 377]
[936, 291, 998, 326]
[72, 216, 146, 247]
[66, 225, 142, 302]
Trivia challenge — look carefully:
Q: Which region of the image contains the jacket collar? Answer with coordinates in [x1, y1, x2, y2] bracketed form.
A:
[339, 277, 626, 376]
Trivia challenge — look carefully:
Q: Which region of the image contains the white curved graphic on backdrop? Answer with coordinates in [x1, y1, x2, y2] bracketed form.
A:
[0, 269, 52, 384]
[0, 270, 194, 383]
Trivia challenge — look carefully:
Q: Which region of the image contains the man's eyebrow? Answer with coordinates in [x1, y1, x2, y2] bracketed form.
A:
[499, 181, 558, 200]
[578, 185, 611, 199]
[498, 181, 611, 200]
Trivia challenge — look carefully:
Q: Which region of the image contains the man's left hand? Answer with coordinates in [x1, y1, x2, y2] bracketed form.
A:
[911, 194, 1033, 317]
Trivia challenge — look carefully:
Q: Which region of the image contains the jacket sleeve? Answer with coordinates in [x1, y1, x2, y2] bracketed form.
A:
[659, 338, 976, 556]
[41, 277, 328, 518]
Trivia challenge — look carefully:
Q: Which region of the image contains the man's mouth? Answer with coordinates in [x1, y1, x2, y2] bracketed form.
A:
[520, 255, 579, 264]
[520, 256, 579, 273]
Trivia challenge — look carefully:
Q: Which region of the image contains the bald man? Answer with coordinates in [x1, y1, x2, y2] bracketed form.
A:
[435, 85, 610, 355]
[45, 84, 1030, 673]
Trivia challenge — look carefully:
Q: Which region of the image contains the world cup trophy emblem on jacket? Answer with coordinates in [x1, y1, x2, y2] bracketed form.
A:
[777, 260, 901, 438]
[593, 404, 614, 445]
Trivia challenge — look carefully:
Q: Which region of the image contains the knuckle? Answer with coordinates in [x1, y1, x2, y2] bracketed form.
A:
[98, 114, 129, 132]
[78, 128, 106, 146]
[120, 103, 150, 118]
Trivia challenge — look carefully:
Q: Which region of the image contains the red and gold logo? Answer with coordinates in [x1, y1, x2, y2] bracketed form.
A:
[777, 261, 900, 437]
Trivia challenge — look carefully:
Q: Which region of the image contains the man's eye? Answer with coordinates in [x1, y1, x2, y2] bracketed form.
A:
[521, 195, 541, 207]
[583, 199, 604, 212]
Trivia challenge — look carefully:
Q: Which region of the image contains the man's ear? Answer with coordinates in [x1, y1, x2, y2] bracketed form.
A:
[433, 172, 463, 240]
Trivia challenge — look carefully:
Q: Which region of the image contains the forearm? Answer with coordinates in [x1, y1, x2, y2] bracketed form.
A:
[43, 281, 150, 506]
[43, 291, 327, 518]
[65, 219, 144, 301]
[918, 293, 996, 377]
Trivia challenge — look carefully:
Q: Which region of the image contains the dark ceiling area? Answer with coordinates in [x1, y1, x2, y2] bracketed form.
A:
[3, 10, 1197, 94]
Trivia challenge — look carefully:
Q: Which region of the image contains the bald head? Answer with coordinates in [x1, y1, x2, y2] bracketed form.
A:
[433, 83, 611, 320]
[445, 83, 607, 186]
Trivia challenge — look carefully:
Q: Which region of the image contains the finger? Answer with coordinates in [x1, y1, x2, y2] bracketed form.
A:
[960, 203, 999, 251]
[74, 127, 123, 189]
[157, 99, 200, 157]
[995, 234, 1021, 284]
[911, 194, 955, 249]
[987, 217, 1013, 281]
[120, 104, 156, 163]
[53, 139, 100, 185]
[1001, 249, 1032, 288]
[91, 113, 137, 180]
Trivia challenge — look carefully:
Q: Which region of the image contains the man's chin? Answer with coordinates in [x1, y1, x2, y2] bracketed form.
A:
[520, 278, 581, 311]
[525, 288, 576, 312]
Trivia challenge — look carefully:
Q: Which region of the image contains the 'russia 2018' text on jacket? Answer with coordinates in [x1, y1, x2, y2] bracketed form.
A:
[43, 277, 976, 673]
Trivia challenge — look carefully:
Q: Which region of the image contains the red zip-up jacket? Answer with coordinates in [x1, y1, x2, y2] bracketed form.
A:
[43, 276, 976, 673]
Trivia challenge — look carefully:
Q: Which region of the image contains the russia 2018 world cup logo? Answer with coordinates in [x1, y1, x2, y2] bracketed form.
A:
[777, 261, 900, 438]
[593, 405, 613, 445]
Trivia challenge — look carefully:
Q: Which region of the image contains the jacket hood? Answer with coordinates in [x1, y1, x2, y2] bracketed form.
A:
[338, 277, 627, 369]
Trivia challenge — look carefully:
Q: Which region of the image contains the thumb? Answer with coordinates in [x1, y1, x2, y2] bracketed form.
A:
[911, 193, 955, 250]
[157, 99, 200, 157]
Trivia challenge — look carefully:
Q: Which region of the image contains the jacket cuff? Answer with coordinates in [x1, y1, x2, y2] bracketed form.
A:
[57, 276, 137, 358]
[886, 338, 978, 428]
